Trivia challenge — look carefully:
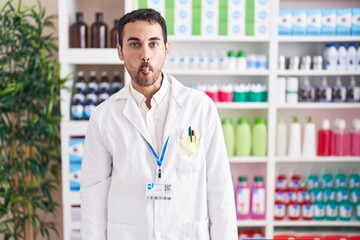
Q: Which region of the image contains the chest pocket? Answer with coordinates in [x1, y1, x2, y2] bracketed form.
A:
[175, 135, 203, 174]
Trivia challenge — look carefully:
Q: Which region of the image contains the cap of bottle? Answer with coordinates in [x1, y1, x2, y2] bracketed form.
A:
[335, 119, 346, 130]
[322, 119, 330, 130]
[353, 119, 360, 131]
[239, 176, 248, 182]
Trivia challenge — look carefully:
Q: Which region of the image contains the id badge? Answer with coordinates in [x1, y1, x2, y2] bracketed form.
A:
[145, 182, 172, 200]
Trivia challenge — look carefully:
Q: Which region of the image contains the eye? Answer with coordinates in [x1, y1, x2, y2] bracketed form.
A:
[149, 42, 160, 48]
[129, 42, 140, 48]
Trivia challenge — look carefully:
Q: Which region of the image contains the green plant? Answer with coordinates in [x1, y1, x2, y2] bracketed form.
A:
[0, 0, 66, 239]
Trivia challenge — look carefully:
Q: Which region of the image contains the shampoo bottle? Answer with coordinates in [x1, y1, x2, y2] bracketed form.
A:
[302, 116, 316, 157]
[288, 116, 301, 157]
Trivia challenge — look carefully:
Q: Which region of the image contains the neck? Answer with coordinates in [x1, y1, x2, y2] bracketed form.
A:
[132, 74, 163, 108]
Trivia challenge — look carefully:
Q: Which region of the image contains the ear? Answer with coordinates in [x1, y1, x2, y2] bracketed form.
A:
[116, 43, 124, 61]
[165, 42, 170, 58]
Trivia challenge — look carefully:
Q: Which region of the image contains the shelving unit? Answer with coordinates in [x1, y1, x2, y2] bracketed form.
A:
[59, 0, 360, 239]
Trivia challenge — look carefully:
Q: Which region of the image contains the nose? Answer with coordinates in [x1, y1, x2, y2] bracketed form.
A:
[142, 57, 150, 62]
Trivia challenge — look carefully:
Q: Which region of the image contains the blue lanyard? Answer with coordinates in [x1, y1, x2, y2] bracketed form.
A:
[147, 136, 170, 179]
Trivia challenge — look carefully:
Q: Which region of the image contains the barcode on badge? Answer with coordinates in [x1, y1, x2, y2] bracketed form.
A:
[146, 196, 172, 200]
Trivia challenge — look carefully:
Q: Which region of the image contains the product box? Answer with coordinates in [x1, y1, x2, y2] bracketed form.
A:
[352, 8, 360, 35]
[174, 7, 192, 36]
[228, 9, 245, 36]
[307, 9, 322, 35]
[146, 0, 165, 17]
[322, 9, 337, 35]
[69, 138, 84, 163]
[255, 21, 269, 37]
[201, 8, 219, 36]
[70, 162, 81, 191]
[292, 9, 307, 36]
[336, 8, 352, 36]
[279, 9, 292, 36]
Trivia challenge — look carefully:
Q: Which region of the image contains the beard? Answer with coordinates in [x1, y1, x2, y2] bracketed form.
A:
[126, 61, 163, 87]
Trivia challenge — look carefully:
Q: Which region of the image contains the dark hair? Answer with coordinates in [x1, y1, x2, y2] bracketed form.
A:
[117, 8, 167, 48]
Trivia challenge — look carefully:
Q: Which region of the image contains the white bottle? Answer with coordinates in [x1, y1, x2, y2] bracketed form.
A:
[288, 116, 302, 157]
[188, 52, 199, 70]
[276, 118, 288, 157]
[286, 77, 299, 104]
[227, 50, 237, 70]
[237, 50, 247, 71]
[337, 43, 347, 71]
[218, 51, 228, 70]
[278, 77, 287, 104]
[325, 43, 338, 71]
[302, 116, 316, 158]
[356, 44, 360, 70]
[347, 42, 357, 71]
[199, 51, 209, 69]
[208, 51, 218, 70]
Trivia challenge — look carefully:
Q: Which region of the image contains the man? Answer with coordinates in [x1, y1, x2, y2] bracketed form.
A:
[80, 8, 237, 240]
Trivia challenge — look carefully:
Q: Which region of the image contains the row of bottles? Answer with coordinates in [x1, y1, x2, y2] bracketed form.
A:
[197, 83, 267, 103]
[276, 117, 360, 157]
[222, 118, 267, 157]
[238, 229, 265, 240]
[274, 170, 360, 221]
[71, 71, 124, 120]
[278, 76, 360, 104]
[235, 176, 266, 220]
[323, 42, 360, 71]
[70, 12, 119, 48]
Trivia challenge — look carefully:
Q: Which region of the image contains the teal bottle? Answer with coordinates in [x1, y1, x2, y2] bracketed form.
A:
[235, 118, 252, 156]
[252, 118, 267, 156]
[222, 118, 235, 157]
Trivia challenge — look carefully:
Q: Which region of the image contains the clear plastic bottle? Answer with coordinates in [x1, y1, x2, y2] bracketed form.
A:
[251, 176, 266, 219]
[70, 12, 88, 48]
[236, 176, 251, 219]
[91, 12, 107, 48]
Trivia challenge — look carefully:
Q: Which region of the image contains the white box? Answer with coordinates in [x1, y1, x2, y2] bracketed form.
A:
[256, 8, 270, 22]
[352, 8, 360, 35]
[292, 9, 307, 36]
[255, 21, 269, 37]
[147, 0, 165, 17]
[228, 9, 245, 36]
[322, 9, 336, 35]
[201, 9, 219, 36]
[174, 8, 192, 36]
[202, 0, 218, 9]
[256, 0, 270, 11]
[336, 8, 352, 36]
[279, 9, 292, 36]
[307, 9, 321, 36]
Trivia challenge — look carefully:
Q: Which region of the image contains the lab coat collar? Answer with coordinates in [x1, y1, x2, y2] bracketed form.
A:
[114, 73, 184, 144]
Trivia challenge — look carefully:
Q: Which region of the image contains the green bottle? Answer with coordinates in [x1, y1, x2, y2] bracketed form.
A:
[325, 201, 338, 220]
[221, 118, 235, 157]
[235, 118, 252, 156]
[339, 200, 352, 221]
[251, 118, 267, 156]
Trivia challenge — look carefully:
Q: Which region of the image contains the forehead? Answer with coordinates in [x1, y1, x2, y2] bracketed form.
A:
[123, 20, 163, 41]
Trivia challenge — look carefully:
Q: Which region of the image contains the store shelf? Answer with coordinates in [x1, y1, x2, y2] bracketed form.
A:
[277, 103, 360, 109]
[277, 70, 360, 76]
[230, 157, 268, 163]
[216, 102, 269, 109]
[59, 49, 123, 64]
[278, 36, 360, 43]
[275, 156, 360, 163]
[274, 220, 360, 227]
[166, 69, 270, 76]
[237, 220, 267, 227]
[169, 36, 270, 42]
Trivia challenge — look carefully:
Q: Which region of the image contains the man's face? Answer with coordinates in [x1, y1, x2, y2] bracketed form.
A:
[117, 20, 170, 88]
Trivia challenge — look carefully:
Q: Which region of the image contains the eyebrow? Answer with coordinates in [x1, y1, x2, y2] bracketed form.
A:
[127, 37, 161, 42]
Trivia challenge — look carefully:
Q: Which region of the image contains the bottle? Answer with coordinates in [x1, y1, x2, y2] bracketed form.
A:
[274, 200, 286, 220]
[302, 116, 316, 158]
[347, 42, 357, 70]
[247, 54, 257, 70]
[236, 176, 251, 219]
[346, 77, 360, 102]
[337, 43, 347, 71]
[317, 119, 333, 156]
[287, 116, 301, 157]
[323, 43, 330, 69]
[91, 12, 107, 48]
[71, 98, 84, 120]
[275, 172, 287, 203]
[350, 119, 360, 156]
[236, 50, 247, 71]
[110, 71, 124, 94]
[84, 98, 96, 119]
[302, 201, 313, 220]
[300, 55, 311, 71]
[278, 77, 287, 104]
[286, 77, 299, 103]
[332, 77, 347, 102]
[205, 84, 219, 102]
[221, 118, 235, 157]
[325, 200, 338, 220]
[70, 12, 88, 48]
[99, 71, 111, 94]
[322, 170, 334, 188]
[308, 170, 320, 190]
[357, 44, 360, 70]
[325, 43, 338, 70]
[251, 118, 267, 156]
[335, 169, 347, 188]
[218, 84, 233, 102]
[333, 119, 350, 156]
[110, 19, 119, 48]
[313, 55, 323, 70]
[323, 187, 335, 202]
[339, 199, 352, 221]
[299, 77, 315, 102]
[287, 200, 301, 220]
[74, 71, 87, 94]
[235, 118, 252, 156]
[276, 118, 287, 157]
[349, 169, 360, 189]
[87, 71, 99, 94]
[251, 176, 266, 219]
[313, 200, 325, 220]
[316, 77, 332, 102]
[227, 50, 236, 70]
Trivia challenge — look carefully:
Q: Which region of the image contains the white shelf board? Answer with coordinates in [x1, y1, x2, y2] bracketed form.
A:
[60, 49, 123, 64]
[216, 102, 269, 109]
[277, 103, 360, 109]
[278, 70, 360, 76]
[275, 157, 360, 163]
[237, 220, 267, 227]
[230, 157, 267, 163]
[61, 121, 88, 134]
[68, 191, 81, 205]
[168, 36, 270, 42]
[166, 69, 270, 76]
[278, 36, 360, 43]
[274, 220, 360, 227]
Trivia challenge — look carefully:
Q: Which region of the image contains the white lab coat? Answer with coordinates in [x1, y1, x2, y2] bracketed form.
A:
[80, 75, 237, 240]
